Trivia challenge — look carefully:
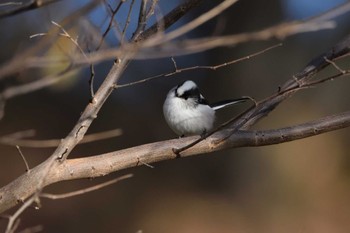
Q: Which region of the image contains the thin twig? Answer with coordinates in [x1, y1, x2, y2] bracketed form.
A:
[40, 174, 133, 199]
[145, 0, 158, 19]
[0, 0, 61, 19]
[0, 128, 123, 148]
[170, 56, 178, 70]
[15, 146, 30, 173]
[51, 21, 89, 62]
[144, 0, 239, 45]
[0, 1, 201, 217]
[5, 196, 37, 233]
[89, 63, 96, 100]
[0, 2, 23, 7]
[97, 0, 125, 50]
[173, 45, 350, 154]
[132, 0, 148, 40]
[173, 100, 256, 155]
[136, 0, 202, 42]
[324, 56, 346, 74]
[115, 43, 282, 88]
[121, 0, 136, 43]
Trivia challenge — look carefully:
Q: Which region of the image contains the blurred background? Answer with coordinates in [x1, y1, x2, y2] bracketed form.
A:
[1, 0, 350, 232]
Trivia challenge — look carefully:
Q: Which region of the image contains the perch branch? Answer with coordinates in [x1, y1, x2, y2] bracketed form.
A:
[1, 111, 349, 214]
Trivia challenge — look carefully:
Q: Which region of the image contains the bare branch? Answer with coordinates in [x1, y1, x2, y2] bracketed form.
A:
[122, 0, 136, 42]
[144, 0, 239, 45]
[134, 20, 335, 59]
[50, 0, 204, 165]
[2, 1, 350, 227]
[96, 0, 125, 50]
[0, 0, 101, 80]
[0, 0, 62, 19]
[5, 195, 38, 233]
[168, 33, 350, 154]
[0, 4, 203, 222]
[15, 146, 30, 173]
[136, 0, 203, 42]
[0, 2, 22, 7]
[115, 43, 282, 88]
[0, 128, 123, 148]
[5, 0, 346, 72]
[0, 20, 89, 116]
[324, 56, 346, 74]
[131, 0, 148, 40]
[56, 16, 335, 65]
[1, 111, 350, 214]
[40, 174, 133, 199]
[89, 62, 96, 100]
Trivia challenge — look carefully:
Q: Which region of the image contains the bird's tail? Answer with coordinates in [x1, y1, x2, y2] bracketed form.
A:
[210, 97, 250, 111]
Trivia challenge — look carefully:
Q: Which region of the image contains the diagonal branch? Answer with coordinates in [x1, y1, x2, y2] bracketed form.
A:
[0, 0, 204, 225]
[53, 0, 203, 164]
[170, 33, 350, 154]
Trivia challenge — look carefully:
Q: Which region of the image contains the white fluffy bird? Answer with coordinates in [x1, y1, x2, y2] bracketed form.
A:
[163, 80, 249, 137]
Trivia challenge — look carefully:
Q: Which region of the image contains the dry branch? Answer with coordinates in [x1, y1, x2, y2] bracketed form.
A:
[40, 174, 133, 199]
[0, 0, 101, 80]
[1, 110, 349, 214]
[0, 0, 205, 222]
[116, 43, 282, 88]
[1, 0, 350, 228]
[0, 0, 62, 19]
[0, 128, 122, 148]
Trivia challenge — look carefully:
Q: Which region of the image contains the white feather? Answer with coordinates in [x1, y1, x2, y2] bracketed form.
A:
[163, 80, 248, 136]
[163, 85, 215, 136]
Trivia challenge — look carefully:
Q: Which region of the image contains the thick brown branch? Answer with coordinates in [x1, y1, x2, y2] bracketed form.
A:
[1, 111, 349, 213]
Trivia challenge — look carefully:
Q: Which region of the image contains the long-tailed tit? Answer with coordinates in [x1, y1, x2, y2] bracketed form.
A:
[163, 80, 249, 137]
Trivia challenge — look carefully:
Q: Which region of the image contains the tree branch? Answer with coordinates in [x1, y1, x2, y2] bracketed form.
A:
[0, 0, 204, 217]
[2, 0, 350, 224]
[1, 111, 349, 214]
[0, 0, 62, 19]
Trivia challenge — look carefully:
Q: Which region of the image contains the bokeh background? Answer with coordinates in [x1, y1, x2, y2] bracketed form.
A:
[1, 0, 350, 232]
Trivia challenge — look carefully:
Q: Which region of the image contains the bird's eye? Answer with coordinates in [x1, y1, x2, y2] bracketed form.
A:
[181, 90, 190, 100]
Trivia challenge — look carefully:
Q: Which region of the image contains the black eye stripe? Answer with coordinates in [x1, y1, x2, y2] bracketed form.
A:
[177, 88, 199, 99]
[181, 90, 191, 99]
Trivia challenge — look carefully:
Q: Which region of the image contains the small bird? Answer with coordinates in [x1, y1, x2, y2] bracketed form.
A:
[163, 80, 249, 137]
